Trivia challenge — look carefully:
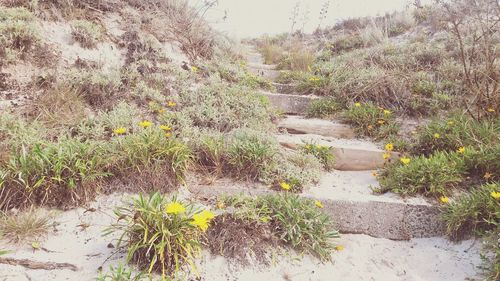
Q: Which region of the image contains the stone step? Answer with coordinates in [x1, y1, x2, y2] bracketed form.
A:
[279, 115, 356, 139]
[273, 82, 299, 95]
[276, 133, 398, 171]
[247, 62, 277, 70]
[189, 177, 444, 240]
[259, 91, 318, 114]
[248, 67, 281, 80]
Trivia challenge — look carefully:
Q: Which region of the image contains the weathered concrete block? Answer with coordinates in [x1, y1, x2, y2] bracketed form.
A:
[273, 83, 299, 95]
[279, 116, 356, 139]
[260, 92, 317, 114]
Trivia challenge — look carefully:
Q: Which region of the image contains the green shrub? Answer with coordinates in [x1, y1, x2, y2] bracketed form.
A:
[442, 182, 499, 240]
[97, 264, 145, 281]
[277, 47, 315, 71]
[70, 20, 102, 48]
[261, 151, 322, 193]
[342, 102, 397, 137]
[190, 129, 226, 174]
[413, 114, 499, 156]
[259, 43, 283, 64]
[223, 193, 339, 260]
[328, 34, 364, 54]
[306, 98, 341, 118]
[300, 142, 335, 171]
[377, 151, 463, 196]
[227, 128, 278, 179]
[105, 192, 216, 279]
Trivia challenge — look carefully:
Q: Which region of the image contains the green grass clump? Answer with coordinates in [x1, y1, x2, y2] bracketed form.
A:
[227, 128, 278, 180]
[442, 182, 499, 240]
[223, 193, 339, 260]
[300, 142, 335, 171]
[377, 151, 463, 197]
[97, 264, 145, 281]
[105, 192, 216, 279]
[0, 207, 53, 243]
[259, 43, 283, 64]
[70, 20, 102, 48]
[306, 98, 341, 118]
[342, 102, 398, 138]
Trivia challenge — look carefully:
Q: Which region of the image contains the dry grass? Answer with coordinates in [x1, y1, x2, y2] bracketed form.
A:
[0, 207, 53, 243]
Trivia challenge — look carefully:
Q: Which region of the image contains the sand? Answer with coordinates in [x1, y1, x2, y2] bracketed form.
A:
[0, 191, 484, 281]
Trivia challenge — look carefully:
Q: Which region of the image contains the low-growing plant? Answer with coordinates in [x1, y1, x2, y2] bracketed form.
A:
[223, 193, 339, 260]
[301, 142, 335, 171]
[105, 192, 216, 279]
[305, 98, 341, 118]
[70, 20, 102, 48]
[97, 263, 146, 281]
[227, 128, 278, 180]
[0, 7, 40, 62]
[342, 102, 397, 138]
[377, 151, 463, 196]
[442, 182, 499, 240]
[259, 43, 283, 65]
[0, 207, 53, 243]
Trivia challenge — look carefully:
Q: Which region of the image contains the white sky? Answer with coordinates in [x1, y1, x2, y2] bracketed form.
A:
[199, 0, 429, 38]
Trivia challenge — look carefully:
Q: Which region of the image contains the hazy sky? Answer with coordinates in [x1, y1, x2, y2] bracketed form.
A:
[200, 0, 427, 38]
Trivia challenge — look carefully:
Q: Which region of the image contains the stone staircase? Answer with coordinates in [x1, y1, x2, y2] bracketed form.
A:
[221, 47, 446, 240]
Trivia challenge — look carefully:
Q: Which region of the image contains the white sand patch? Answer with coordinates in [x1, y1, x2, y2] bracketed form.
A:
[40, 21, 125, 72]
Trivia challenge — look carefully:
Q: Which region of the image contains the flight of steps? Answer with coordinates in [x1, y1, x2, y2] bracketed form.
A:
[214, 47, 445, 240]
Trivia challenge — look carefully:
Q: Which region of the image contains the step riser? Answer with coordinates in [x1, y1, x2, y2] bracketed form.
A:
[278, 119, 356, 139]
[191, 186, 444, 240]
[279, 142, 394, 171]
[248, 67, 281, 80]
[260, 92, 316, 114]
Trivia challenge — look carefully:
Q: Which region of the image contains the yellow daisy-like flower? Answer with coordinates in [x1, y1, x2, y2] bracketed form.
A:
[191, 66, 198, 72]
[164, 132, 172, 138]
[165, 202, 185, 215]
[216, 201, 225, 209]
[139, 120, 152, 128]
[314, 200, 324, 208]
[433, 133, 440, 139]
[280, 182, 291, 191]
[484, 172, 492, 179]
[383, 152, 391, 160]
[491, 191, 500, 199]
[191, 210, 215, 232]
[354, 102, 361, 107]
[371, 171, 378, 177]
[447, 121, 454, 125]
[383, 109, 391, 115]
[385, 143, 394, 151]
[160, 125, 172, 131]
[487, 108, 495, 113]
[316, 144, 322, 149]
[113, 127, 127, 135]
[335, 245, 344, 251]
[377, 119, 385, 125]
[439, 196, 449, 204]
[400, 157, 411, 165]
[167, 101, 176, 107]
[457, 147, 465, 154]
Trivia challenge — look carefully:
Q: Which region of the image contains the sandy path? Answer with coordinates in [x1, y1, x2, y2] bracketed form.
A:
[0, 192, 483, 281]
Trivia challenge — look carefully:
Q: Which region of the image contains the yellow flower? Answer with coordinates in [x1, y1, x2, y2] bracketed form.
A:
[280, 182, 291, 191]
[160, 125, 172, 131]
[447, 121, 454, 125]
[314, 200, 323, 208]
[165, 202, 185, 215]
[400, 157, 411, 165]
[309, 76, 320, 82]
[383, 110, 391, 115]
[439, 196, 449, 204]
[487, 108, 495, 113]
[167, 101, 176, 107]
[139, 120, 152, 128]
[191, 210, 215, 232]
[457, 147, 465, 154]
[157, 108, 166, 114]
[335, 245, 344, 251]
[384, 143, 394, 151]
[377, 119, 385, 125]
[433, 133, 440, 139]
[491, 191, 500, 199]
[367, 125, 373, 130]
[383, 152, 391, 160]
[371, 171, 378, 177]
[164, 132, 172, 138]
[191, 66, 198, 72]
[113, 127, 127, 135]
[216, 201, 225, 209]
[354, 102, 361, 107]
[316, 144, 322, 149]
[484, 172, 492, 179]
